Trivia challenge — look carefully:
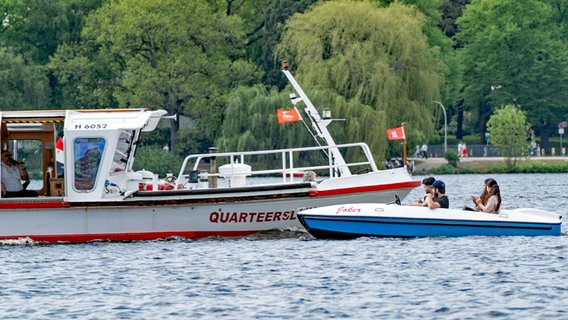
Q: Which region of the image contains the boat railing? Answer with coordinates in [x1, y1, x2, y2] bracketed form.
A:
[175, 142, 378, 189]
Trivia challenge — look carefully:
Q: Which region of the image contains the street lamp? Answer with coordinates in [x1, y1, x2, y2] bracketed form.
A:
[432, 101, 447, 154]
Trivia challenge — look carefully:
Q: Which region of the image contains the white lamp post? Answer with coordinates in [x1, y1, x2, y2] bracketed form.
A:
[432, 101, 447, 154]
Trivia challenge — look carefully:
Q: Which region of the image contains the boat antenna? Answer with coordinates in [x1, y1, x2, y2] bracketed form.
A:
[281, 61, 351, 177]
[291, 92, 329, 157]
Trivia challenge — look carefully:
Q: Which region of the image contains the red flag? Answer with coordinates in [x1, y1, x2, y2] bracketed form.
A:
[277, 108, 302, 124]
[386, 127, 405, 140]
[56, 137, 64, 163]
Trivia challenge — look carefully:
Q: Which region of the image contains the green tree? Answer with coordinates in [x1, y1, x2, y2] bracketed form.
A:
[209, 0, 319, 89]
[457, 0, 568, 147]
[50, 0, 261, 154]
[275, 1, 446, 160]
[0, 48, 50, 110]
[241, 0, 318, 88]
[49, 39, 121, 110]
[132, 145, 183, 176]
[1, 0, 102, 64]
[1, 0, 103, 108]
[486, 104, 530, 170]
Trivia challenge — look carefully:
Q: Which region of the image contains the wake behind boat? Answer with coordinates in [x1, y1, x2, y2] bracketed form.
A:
[298, 203, 562, 239]
[0, 64, 419, 243]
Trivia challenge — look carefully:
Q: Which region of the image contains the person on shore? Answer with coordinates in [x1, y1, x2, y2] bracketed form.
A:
[426, 180, 448, 209]
[415, 145, 421, 158]
[415, 176, 436, 206]
[471, 178, 501, 213]
[461, 142, 468, 157]
[1, 149, 38, 198]
[420, 143, 428, 159]
[529, 141, 537, 157]
[458, 141, 463, 157]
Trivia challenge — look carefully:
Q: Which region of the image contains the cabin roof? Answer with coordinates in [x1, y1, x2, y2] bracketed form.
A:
[0, 108, 153, 135]
[1, 108, 148, 120]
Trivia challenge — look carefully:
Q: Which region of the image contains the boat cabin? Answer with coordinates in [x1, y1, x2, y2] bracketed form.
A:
[0, 109, 166, 201]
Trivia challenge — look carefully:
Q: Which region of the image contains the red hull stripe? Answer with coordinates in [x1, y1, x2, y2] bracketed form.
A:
[314, 180, 420, 196]
[0, 201, 69, 209]
[0, 230, 259, 243]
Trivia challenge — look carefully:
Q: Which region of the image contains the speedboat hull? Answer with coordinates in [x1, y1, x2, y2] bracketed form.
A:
[298, 203, 563, 239]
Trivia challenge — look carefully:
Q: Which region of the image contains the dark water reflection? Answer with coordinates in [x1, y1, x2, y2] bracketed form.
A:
[1, 174, 567, 319]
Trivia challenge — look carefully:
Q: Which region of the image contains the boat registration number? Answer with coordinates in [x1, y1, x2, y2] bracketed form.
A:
[74, 123, 109, 130]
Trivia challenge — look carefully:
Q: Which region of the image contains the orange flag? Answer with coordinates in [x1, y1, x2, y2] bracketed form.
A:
[386, 126, 406, 140]
[277, 107, 302, 124]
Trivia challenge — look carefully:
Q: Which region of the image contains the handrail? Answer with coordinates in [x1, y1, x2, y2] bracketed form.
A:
[175, 142, 377, 188]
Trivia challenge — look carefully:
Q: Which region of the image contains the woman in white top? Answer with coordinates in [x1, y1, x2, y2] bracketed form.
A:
[471, 178, 501, 213]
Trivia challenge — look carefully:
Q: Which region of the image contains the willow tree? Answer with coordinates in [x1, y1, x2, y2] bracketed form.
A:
[486, 104, 530, 170]
[274, 0, 445, 161]
[220, 84, 384, 168]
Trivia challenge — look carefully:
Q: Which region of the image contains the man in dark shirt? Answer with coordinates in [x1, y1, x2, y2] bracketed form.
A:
[425, 180, 449, 209]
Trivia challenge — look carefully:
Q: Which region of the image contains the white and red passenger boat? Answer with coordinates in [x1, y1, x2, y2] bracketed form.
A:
[0, 64, 419, 243]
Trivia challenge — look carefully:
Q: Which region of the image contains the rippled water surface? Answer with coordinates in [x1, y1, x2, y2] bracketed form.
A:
[2, 174, 568, 319]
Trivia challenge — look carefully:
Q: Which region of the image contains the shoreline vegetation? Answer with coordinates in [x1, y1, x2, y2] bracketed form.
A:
[413, 157, 568, 174]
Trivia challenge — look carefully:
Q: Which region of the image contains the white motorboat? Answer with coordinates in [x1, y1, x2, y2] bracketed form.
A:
[0, 64, 419, 243]
[298, 202, 563, 239]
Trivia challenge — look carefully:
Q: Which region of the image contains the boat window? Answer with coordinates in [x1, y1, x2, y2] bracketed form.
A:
[74, 138, 105, 191]
[110, 130, 134, 174]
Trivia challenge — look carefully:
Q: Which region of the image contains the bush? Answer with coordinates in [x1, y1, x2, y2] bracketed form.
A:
[444, 151, 460, 167]
[432, 164, 456, 174]
[133, 145, 184, 177]
[458, 167, 477, 174]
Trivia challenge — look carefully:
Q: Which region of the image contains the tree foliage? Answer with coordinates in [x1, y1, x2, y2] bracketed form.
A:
[6, 0, 568, 165]
[1, 0, 104, 108]
[0, 48, 50, 110]
[1, 0, 102, 64]
[220, 84, 386, 168]
[486, 104, 530, 170]
[457, 0, 568, 147]
[274, 0, 445, 160]
[241, 0, 319, 88]
[132, 145, 183, 176]
[50, 0, 261, 154]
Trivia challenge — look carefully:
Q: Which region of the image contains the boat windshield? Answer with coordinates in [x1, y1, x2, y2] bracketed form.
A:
[74, 138, 105, 191]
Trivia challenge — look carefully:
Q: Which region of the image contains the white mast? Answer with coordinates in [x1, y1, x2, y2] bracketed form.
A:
[281, 62, 351, 177]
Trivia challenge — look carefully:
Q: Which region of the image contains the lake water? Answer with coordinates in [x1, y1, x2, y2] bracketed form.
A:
[2, 174, 568, 319]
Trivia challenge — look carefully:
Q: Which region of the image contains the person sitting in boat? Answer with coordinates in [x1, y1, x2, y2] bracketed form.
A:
[471, 178, 501, 213]
[425, 180, 448, 209]
[415, 176, 435, 206]
[1, 149, 38, 198]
